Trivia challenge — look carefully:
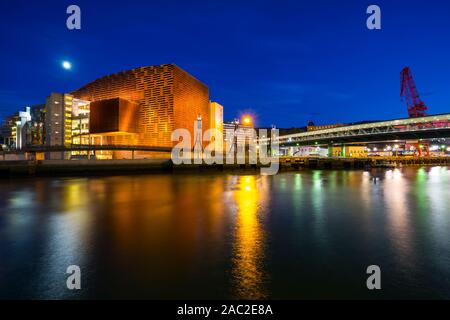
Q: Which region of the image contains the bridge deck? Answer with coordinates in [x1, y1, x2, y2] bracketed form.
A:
[1, 144, 173, 154]
[274, 113, 450, 146]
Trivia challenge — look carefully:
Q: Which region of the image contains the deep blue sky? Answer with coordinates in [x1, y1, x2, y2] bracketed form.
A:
[1, 0, 449, 127]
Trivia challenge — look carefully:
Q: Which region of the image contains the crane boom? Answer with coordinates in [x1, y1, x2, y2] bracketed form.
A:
[400, 67, 428, 118]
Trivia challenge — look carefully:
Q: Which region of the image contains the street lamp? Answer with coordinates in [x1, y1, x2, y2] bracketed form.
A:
[242, 115, 252, 126]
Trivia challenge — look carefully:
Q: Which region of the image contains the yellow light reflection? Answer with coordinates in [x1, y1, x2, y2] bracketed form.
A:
[383, 169, 416, 268]
[231, 175, 267, 299]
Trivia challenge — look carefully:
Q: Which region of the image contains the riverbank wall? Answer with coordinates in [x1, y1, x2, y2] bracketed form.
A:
[1, 157, 449, 177]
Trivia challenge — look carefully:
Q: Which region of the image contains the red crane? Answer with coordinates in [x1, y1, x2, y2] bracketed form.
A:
[400, 67, 432, 156]
[400, 67, 428, 118]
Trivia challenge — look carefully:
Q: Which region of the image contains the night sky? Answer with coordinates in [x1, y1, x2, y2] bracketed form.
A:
[1, 0, 450, 128]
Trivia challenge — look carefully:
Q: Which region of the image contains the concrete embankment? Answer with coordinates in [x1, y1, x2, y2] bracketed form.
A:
[0, 159, 173, 177]
[279, 156, 450, 169]
[1, 157, 449, 177]
[0, 159, 271, 177]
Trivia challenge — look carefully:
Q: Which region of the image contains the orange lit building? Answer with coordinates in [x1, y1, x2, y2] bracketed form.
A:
[209, 102, 224, 152]
[71, 64, 210, 153]
[89, 98, 138, 135]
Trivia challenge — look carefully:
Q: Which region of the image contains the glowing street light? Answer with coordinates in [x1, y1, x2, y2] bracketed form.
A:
[242, 115, 252, 126]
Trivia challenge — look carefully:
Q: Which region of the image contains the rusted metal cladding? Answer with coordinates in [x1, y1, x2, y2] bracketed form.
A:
[72, 64, 210, 147]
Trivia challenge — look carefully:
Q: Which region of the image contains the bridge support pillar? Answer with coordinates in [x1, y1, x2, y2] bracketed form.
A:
[287, 147, 294, 156]
[327, 144, 333, 158]
[132, 150, 135, 160]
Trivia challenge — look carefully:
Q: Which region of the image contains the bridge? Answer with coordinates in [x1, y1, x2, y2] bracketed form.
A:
[275, 113, 450, 146]
[16, 144, 172, 153]
[1, 144, 172, 160]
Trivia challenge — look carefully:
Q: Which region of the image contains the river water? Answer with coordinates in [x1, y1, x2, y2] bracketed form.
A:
[1, 167, 449, 299]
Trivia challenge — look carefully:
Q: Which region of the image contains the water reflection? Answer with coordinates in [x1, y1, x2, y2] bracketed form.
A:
[423, 167, 450, 276]
[2, 168, 450, 299]
[0, 178, 94, 299]
[230, 175, 268, 299]
[311, 171, 328, 249]
[383, 169, 416, 272]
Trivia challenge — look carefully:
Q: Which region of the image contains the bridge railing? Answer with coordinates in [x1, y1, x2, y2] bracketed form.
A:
[273, 114, 450, 144]
[3, 144, 173, 154]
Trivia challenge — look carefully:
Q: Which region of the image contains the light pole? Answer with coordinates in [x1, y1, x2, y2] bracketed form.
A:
[228, 118, 240, 155]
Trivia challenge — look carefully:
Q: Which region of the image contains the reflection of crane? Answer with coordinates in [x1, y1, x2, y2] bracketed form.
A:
[400, 67, 428, 118]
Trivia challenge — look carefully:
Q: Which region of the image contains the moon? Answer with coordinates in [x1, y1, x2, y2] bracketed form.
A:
[62, 61, 72, 70]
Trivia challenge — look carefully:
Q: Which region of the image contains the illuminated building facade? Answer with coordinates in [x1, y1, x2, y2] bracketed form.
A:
[209, 102, 224, 152]
[15, 107, 32, 150]
[331, 145, 368, 158]
[45, 93, 73, 148]
[1, 114, 20, 148]
[45, 93, 92, 159]
[0, 107, 37, 149]
[224, 120, 255, 153]
[1, 105, 45, 149]
[2, 64, 212, 159]
[71, 98, 90, 145]
[30, 104, 45, 146]
[71, 64, 210, 153]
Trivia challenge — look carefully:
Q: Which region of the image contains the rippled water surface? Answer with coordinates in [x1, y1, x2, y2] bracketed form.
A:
[1, 167, 450, 299]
